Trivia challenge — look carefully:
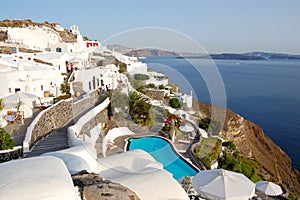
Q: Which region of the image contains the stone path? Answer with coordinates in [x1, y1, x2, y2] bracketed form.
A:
[23, 130, 69, 157]
[4, 109, 41, 146]
[24, 95, 107, 158]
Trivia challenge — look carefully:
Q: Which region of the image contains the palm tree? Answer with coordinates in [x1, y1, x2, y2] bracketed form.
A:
[129, 92, 151, 126]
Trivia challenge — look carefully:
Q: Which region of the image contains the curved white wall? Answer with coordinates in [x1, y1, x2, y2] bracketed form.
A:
[67, 98, 110, 158]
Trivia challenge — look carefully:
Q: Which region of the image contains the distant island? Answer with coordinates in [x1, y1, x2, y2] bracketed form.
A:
[107, 45, 300, 60]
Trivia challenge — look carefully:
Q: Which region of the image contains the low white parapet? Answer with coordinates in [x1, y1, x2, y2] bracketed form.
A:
[102, 127, 135, 157]
[67, 98, 110, 153]
[0, 146, 22, 154]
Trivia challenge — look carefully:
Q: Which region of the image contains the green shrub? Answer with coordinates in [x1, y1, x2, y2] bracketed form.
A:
[240, 158, 262, 182]
[136, 85, 146, 94]
[198, 118, 221, 135]
[118, 62, 127, 73]
[147, 83, 156, 89]
[112, 59, 127, 73]
[0, 128, 15, 150]
[129, 79, 143, 90]
[222, 141, 236, 150]
[134, 74, 149, 81]
[110, 89, 129, 117]
[0, 98, 4, 111]
[159, 85, 165, 90]
[288, 193, 297, 200]
[198, 118, 210, 131]
[60, 83, 70, 94]
[202, 156, 212, 169]
[169, 98, 181, 108]
[53, 94, 71, 104]
[218, 151, 241, 172]
[193, 138, 222, 169]
[218, 150, 262, 182]
[129, 92, 152, 127]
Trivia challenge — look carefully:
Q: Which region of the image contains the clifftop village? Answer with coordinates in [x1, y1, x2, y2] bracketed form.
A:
[0, 20, 298, 200]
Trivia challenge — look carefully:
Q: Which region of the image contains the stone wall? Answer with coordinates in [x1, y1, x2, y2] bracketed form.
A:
[25, 90, 103, 152]
[29, 99, 73, 148]
[80, 108, 108, 137]
[72, 82, 84, 96]
[73, 91, 99, 115]
[145, 89, 165, 101]
[0, 146, 23, 163]
[80, 107, 109, 158]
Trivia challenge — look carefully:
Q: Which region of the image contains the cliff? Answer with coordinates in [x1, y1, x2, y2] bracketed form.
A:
[124, 49, 178, 57]
[196, 100, 300, 196]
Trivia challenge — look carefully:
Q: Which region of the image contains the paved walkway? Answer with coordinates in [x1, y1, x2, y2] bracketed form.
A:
[24, 95, 107, 158]
[3, 109, 41, 146]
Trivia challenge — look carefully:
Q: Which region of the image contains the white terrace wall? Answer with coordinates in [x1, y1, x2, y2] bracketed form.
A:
[67, 98, 110, 158]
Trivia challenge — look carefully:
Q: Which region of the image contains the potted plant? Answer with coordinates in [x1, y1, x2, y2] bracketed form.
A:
[44, 91, 50, 98]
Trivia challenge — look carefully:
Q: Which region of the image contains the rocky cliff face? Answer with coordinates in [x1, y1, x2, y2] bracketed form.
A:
[196, 100, 300, 196]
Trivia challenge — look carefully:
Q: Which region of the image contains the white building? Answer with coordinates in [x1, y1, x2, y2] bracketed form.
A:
[71, 64, 120, 93]
[176, 91, 193, 108]
[5, 25, 60, 51]
[2, 24, 107, 54]
[0, 54, 63, 98]
[145, 71, 168, 86]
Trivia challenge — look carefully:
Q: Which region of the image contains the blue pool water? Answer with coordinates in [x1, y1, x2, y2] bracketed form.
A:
[126, 136, 199, 180]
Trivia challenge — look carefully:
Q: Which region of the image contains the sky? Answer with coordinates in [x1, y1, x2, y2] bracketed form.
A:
[1, 0, 300, 54]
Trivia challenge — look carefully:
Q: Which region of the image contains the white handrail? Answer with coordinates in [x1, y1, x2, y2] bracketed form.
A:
[67, 98, 110, 148]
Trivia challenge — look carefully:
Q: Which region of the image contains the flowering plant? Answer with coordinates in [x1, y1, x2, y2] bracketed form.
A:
[162, 114, 181, 133]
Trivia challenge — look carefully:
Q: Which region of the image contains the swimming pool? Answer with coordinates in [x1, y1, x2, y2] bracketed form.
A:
[126, 136, 199, 180]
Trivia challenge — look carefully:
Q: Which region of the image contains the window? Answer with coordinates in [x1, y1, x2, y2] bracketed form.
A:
[97, 78, 100, 87]
[93, 76, 96, 90]
[89, 82, 91, 90]
[8, 88, 12, 93]
[41, 85, 43, 91]
[15, 88, 20, 93]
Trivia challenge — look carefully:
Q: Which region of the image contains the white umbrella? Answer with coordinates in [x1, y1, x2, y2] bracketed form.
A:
[255, 181, 283, 196]
[192, 169, 255, 200]
[179, 124, 194, 132]
[3, 91, 38, 108]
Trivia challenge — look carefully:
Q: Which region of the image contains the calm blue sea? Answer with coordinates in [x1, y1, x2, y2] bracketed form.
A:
[144, 57, 300, 170]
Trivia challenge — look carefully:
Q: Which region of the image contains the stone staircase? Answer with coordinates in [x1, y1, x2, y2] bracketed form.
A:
[23, 130, 69, 157]
[23, 95, 108, 158]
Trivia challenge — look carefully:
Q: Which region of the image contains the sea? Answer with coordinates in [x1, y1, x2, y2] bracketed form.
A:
[143, 57, 300, 170]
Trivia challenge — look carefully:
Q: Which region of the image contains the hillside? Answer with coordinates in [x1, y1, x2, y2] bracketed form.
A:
[124, 48, 178, 57]
[107, 45, 300, 60]
[196, 100, 300, 196]
[0, 19, 77, 43]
